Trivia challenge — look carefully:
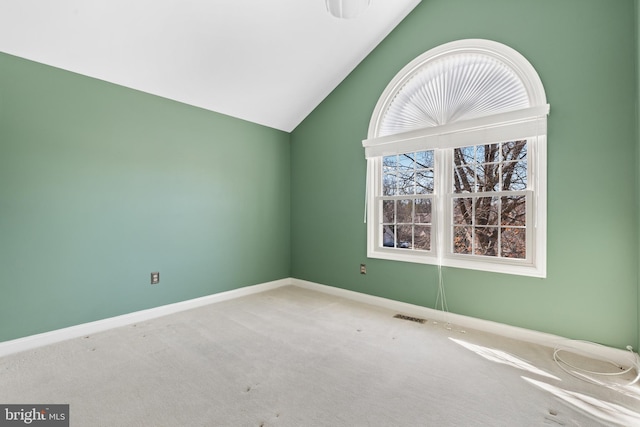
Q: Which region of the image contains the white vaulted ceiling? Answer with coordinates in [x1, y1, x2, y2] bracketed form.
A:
[0, 0, 421, 132]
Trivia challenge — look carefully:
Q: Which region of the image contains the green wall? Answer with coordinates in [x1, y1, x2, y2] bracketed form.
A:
[0, 53, 291, 342]
[636, 0, 640, 350]
[291, 0, 639, 349]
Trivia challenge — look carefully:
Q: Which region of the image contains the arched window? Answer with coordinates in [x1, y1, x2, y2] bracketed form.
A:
[363, 39, 549, 277]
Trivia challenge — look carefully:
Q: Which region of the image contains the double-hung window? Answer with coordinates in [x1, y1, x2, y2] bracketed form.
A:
[363, 40, 549, 277]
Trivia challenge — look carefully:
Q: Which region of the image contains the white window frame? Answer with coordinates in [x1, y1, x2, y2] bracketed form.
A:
[363, 39, 549, 278]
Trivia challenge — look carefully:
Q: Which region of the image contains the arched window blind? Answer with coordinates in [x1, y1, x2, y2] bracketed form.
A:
[378, 53, 530, 137]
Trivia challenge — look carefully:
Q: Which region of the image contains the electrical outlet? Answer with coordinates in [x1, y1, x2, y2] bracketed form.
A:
[360, 264, 366, 274]
[151, 272, 160, 284]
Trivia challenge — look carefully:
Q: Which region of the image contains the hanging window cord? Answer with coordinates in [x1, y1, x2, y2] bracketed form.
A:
[432, 263, 465, 334]
[553, 341, 640, 387]
[434, 264, 449, 325]
[363, 159, 370, 224]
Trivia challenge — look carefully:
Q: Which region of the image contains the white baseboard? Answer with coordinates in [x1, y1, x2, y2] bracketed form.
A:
[1, 276, 633, 369]
[292, 279, 635, 368]
[0, 278, 292, 358]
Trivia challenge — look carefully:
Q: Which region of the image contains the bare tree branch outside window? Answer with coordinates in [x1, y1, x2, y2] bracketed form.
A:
[382, 151, 434, 251]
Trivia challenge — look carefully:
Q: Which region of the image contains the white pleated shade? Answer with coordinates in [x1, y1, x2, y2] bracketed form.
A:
[379, 53, 531, 137]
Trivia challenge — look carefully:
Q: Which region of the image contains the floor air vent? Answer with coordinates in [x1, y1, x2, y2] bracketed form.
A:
[393, 314, 427, 324]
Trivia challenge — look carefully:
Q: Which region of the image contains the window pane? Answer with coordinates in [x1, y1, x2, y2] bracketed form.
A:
[478, 163, 500, 192]
[383, 155, 397, 167]
[415, 150, 434, 168]
[415, 169, 434, 194]
[382, 200, 395, 224]
[382, 225, 395, 247]
[457, 146, 475, 164]
[397, 199, 413, 223]
[415, 199, 432, 224]
[397, 225, 413, 249]
[383, 173, 396, 196]
[476, 143, 499, 163]
[502, 160, 527, 191]
[501, 140, 527, 162]
[453, 198, 473, 225]
[453, 226, 472, 254]
[397, 169, 415, 195]
[398, 152, 415, 168]
[414, 225, 431, 250]
[474, 227, 498, 256]
[475, 197, 499, 226]
[453, 165, 475, 193]
[383, 155, 398, 195]
[501, 228, 526, 259]
[501, 196, 526, 226]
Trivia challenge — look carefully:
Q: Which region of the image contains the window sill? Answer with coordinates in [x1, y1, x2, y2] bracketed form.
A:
[367, 249, 546, 278]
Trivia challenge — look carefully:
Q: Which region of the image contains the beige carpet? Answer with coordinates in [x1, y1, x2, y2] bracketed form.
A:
[1, 285, 639, 426]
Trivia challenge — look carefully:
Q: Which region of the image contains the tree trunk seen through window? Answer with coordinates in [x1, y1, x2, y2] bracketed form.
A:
[452, 141, 527, 259]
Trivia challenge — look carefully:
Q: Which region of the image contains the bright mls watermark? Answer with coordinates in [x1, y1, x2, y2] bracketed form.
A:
[0, 405, 68, 426]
